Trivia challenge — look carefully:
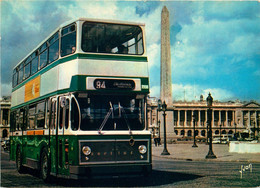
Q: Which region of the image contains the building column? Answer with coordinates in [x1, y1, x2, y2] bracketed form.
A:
[178, 110, 180, 127]
[248, 111, 251, 127]
[225, 111, 228, 127]
[205, 110, 208, 127]
[0, 109, 3, 125]
[213, 109, 215, 126]
[242, 110, 246, 127]
[255, 111, 258, 135]
[218, 110, 221, 126]
[184, 110, 187, 127]
[232, 110, 235, 126]
[198, 110, 201, 127]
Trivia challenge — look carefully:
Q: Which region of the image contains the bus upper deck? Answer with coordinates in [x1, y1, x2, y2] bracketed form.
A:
[11, 18, 149, 109]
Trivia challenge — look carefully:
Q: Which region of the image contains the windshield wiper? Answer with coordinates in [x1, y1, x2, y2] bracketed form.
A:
[98, 102, 113, 134]
[98, 102, 132, 135]
[119, 102, 132, 135]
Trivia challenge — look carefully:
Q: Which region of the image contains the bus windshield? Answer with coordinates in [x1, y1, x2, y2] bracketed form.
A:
[81, 22, 144, 55]
[73, 94, 145, 131]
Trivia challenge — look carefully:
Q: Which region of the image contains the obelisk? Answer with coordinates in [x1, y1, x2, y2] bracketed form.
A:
[160, 6, 175, 141]
[160, 6, 172, 105]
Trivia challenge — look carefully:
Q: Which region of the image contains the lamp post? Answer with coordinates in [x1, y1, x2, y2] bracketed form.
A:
[161, 101, 170, 155]
[192, 115, 198, 147]
[205, 93, 217, 159]
[158, 119, 161, 141]
[253, 122, 256, 140]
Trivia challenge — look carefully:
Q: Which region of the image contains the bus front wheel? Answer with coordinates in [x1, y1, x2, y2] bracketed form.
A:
[16, 147, 24, 173]
[40, 148, 51, 182]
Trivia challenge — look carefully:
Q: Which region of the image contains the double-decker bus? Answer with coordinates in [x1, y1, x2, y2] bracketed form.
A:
[10, 18, 151, 181]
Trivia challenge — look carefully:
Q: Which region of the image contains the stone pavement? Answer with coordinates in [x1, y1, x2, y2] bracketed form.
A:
[152, 143, 260, 163]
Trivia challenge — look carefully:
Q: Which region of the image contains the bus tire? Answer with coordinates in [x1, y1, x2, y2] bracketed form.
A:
[16, 147, 24, 173]
[40, 148, 51, 182]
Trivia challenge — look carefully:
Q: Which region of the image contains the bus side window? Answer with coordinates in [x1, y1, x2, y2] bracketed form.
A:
[18, 109, 24, 131]
[61, 24, 76, 57]
[15, 109, 19, 130]
[24, 56, 31, 79]
[65, 99, 69, 129]
[18, 64, 24, 84]
[71, 97, 79, 131]
[50, 101, 57, 129]
[46, 100, 50, 128]
[59, 98, 64, 130]
[39, 43, 48, 70]
[31, 51, 39, 75]
[28, 105, 36, 129]
[59, 97, 69, 130]
[36, 101, 45, 129]
[12, 69, 18, 87]
[48, 32, 59, 64]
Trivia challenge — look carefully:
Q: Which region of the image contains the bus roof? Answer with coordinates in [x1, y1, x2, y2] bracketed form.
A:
[13, 18, 145, 70]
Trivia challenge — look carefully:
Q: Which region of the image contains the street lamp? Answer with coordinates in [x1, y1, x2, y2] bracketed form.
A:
[205, 93, 217, 159]
[157, 99, 162, 143]
[220, 121, 223, 144]
[158, 119, 161, 142]
[192, 115, 198, 147]
[253, 122, 256, 140]
[161, 101, 170, 155]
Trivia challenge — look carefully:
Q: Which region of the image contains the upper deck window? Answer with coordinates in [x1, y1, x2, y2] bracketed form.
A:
[81, 22, 144, 55]
[61, 24, 76, 57]
[48, 32, 59, 63]
[12, 69, 18, 87]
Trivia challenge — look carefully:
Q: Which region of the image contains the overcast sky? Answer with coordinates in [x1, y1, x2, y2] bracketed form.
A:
[1, 0, 260, 102]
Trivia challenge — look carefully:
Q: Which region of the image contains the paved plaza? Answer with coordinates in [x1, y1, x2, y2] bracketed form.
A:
[152, 143, 260, 163]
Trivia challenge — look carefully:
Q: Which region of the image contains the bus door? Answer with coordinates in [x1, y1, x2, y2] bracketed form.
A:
[49, 97, 57, 174]
[56, 96, 70, 174]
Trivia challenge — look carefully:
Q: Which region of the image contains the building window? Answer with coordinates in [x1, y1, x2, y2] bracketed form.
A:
[187, 130, 192, 137]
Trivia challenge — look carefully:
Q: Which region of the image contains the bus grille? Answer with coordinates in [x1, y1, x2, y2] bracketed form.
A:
[79, 139, 149, 165]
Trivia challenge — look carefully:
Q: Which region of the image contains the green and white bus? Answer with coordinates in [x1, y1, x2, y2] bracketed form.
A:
[10, 18, 151, 181]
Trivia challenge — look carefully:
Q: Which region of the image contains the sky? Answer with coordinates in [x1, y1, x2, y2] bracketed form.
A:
[1, 0, 260, 103]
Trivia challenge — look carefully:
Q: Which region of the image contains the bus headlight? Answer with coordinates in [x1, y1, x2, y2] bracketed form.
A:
[82, 146, 91, 156]
[138, 145, 147, 154]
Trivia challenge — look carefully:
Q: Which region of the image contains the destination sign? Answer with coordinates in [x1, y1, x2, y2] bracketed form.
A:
[94, 79, 135, 90]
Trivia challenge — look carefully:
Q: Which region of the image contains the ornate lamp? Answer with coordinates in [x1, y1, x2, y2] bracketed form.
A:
[205, 93, 217, 159]
[161, 101, 170, 155]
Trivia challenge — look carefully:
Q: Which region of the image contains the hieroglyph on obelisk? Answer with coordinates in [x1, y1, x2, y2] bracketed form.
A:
[160, 6, 172, 105]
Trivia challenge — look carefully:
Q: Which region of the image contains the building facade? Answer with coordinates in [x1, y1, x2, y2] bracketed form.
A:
[147, 96, 260, 141]
[0, 97, 11, 141]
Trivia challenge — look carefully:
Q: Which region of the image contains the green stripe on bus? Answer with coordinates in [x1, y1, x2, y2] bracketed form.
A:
[11, 75, 149, 110]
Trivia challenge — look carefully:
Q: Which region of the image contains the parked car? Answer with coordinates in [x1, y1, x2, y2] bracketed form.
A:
[213, 135, 230, 144]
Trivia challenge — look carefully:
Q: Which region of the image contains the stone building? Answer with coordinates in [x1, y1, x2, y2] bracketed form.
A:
[147, 96, 260, 141]
[0, 97, 11, 141]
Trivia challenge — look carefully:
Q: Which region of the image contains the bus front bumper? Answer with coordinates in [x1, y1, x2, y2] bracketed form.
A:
[69, 163, 152, 179]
